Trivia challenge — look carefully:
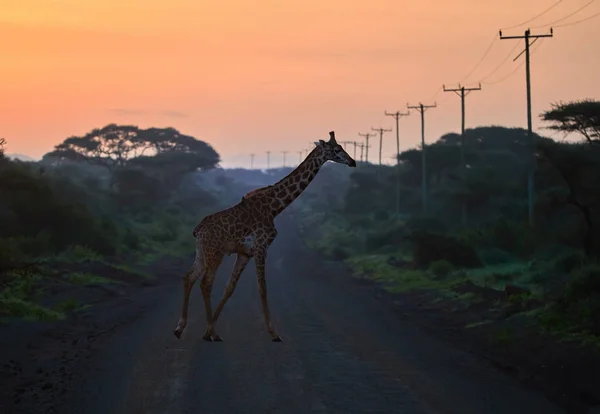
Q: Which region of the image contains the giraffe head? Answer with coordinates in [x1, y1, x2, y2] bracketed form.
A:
[314, 131, 356, 167]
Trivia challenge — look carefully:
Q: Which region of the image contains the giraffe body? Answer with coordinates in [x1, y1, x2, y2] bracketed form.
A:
[174, 131, 355, 341]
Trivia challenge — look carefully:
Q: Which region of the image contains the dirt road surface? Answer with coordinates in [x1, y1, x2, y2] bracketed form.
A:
[1, 212, 566, 413]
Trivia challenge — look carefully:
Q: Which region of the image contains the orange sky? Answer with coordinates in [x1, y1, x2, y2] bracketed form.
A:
[1, 0, 599, 168]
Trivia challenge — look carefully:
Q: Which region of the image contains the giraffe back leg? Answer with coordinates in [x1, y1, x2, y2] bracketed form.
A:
[174, 250, 205, 338]
[208, 253, 251, 341]
[200, 251, 224, 341]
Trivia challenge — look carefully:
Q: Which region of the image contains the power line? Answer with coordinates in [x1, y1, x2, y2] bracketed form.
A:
[501, 0, 565, 30]
[482, 38, 545, 85]
[407, 102, 437, 213]
[499, 28, 554, 228]
[531, 0, 596, 28]
[461, 34, 498, 83]
[553, 9, 600, 27]
[479, 41, 520, 82]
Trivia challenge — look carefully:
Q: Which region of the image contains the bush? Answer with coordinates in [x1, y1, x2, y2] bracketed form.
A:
[364, 223, 408, 252]
[407, 230, 482, 268]
[428, 260, 455, 277]
[554, 251, 585, 273]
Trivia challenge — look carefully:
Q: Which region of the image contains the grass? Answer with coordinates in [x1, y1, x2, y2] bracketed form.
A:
[0, 249, 155, 322]
[110, 263, 154, 280]
[345, 254, 464, 293]
[0, 269, 65, 321]
[63, 272, 119, 285]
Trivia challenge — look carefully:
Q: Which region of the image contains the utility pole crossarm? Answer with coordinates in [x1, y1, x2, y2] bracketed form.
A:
[499, 29, 553, 40]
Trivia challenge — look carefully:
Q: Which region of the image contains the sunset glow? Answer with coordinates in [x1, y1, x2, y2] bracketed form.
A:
[1, 0, 599, 167]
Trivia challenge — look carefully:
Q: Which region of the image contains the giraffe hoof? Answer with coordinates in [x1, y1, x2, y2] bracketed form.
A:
[211, 334, 223, 342]
[174, 329, 183, 339]
[202, 334, 213, 342]
[272, 336, 283, 342]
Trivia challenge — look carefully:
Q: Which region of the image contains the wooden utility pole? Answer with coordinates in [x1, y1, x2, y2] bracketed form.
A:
[499, 28, 553, 228]
[297, 150, 303, 164]
[250, 153, 255, 169]
[385, 110, 410, 215]
[266, 151, 271, 169]
[282, 151, 288, 167]
[443, 83, 482, 225]
[359, 132, 376, 163]
[407, 102, 437, 213]
[358, 143, 369, 162]
[371, 127, 392, 167]
[352, 141, 358, 160]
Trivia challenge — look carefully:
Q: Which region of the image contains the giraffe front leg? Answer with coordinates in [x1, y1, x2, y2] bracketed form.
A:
[255, 253, 282, 342]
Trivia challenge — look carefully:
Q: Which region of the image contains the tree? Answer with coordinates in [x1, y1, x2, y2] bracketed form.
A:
[43, 124, 220, 172]
[540, 99, 600, 144]
[537, 139, 600, 256]
[0, 137, 6, 158]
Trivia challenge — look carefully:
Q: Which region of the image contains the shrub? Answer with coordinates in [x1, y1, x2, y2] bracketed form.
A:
[407, 230, 482, 268]
[428, 260, 455, 277]
[554, 251, 585, 273]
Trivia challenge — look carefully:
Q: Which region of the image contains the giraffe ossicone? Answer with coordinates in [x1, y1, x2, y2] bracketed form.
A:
[173, 130, 356, 341]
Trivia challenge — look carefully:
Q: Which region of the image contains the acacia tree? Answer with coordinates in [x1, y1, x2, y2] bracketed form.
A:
[537, 139, 600, 256]
[540, 99, 600, 144]
[42, 124, 220, 172]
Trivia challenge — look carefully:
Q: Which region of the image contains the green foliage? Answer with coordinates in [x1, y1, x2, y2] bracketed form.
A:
[44, 124, 219, 172]
[0, 268, 64, 321]
[408, 230, 482, 268]
[293, 109, 600, 343]
[428, 260, 455, 277]
[64, 272, 116, 285]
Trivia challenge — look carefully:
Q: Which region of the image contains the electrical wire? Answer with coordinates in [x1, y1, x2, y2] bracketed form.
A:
[553, 9, 600, 26]
[460, 33, 498, 83]
[482, 38, 545, 85]
[530, 0, 596, 27]
[427, 85, 444, 103]
[500, 0, 565, 30]
[478, 41, 521, 82]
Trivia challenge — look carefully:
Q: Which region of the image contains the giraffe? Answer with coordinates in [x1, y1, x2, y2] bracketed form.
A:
[173, 131, 356, 341]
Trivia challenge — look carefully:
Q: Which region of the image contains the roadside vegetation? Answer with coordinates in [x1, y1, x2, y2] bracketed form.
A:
[0, 125, 233, 322]
[293, 99, 600, 348]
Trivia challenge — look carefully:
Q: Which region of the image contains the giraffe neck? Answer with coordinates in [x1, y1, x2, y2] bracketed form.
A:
[266, 148, 326, 217]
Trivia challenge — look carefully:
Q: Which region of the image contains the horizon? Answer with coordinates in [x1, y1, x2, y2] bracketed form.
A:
[2, 0, 599, 169]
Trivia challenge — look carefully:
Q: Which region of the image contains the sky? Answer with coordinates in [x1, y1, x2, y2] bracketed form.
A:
[1, 0, 599, 168]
